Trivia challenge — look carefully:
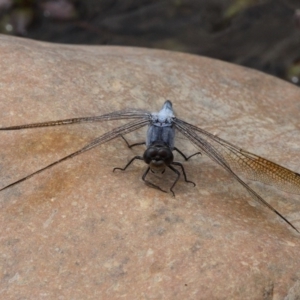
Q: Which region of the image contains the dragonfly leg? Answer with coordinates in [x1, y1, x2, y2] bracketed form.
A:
[167, 165, 181, 197]
[113, 155, 143, 172]
[120, 135, 145, 149]
[142, 167, 169, 195]
[173, 147, 201, 161]
[171, 161, 196, 187]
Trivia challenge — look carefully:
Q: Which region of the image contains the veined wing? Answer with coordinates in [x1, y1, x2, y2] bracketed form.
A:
[0, 118, 149, 192]
[175, 120, 300, 194]
[0, 108, 150, 130]
[174, 118, 300, 232]
[174, 118, 300, 195]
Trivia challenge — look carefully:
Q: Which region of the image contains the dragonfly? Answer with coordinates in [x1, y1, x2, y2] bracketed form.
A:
[1, 100, 300, 233]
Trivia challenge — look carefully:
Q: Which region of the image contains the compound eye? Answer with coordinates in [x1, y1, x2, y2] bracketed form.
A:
[147, 148, 158, 158]
[143, 148, 158, 164]
[158, 149, 168, 158]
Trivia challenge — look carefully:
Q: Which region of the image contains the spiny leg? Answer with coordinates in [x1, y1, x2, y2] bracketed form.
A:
[120, 135, 145, 149]
[113, 156, 143, 172]
[167, 165, 181, 197]
[118, 137, 197, 197]
[173, 147, 201, 161]
[114, 157, 170, 194]
[141, 167, 169, 195]
[171, 161, 196, 186]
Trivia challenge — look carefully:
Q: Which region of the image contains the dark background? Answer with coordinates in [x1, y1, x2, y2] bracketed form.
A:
[1, 0, 300, 86]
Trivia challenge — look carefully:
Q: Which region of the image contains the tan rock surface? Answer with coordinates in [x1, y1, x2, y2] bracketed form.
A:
[0, 35, 300, 299]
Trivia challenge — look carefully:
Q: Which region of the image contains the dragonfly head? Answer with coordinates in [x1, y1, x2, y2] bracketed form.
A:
[143, 142, 174, 173]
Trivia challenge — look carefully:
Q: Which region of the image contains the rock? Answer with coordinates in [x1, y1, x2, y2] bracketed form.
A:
[0, 35, 300, 299]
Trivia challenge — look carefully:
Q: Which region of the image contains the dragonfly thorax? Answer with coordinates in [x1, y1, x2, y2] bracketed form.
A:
[143, 142, 174, 173]
[150, 100, 175, 127]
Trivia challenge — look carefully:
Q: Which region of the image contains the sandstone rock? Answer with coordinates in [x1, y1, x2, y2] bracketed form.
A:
[0, 35, 300, 299]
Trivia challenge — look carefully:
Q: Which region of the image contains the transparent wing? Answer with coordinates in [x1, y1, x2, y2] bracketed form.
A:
[0, 109, 150, 130]
[174, 118, 299, 232]
[0, 118, 149, 192]
[174, 118, 300, 194]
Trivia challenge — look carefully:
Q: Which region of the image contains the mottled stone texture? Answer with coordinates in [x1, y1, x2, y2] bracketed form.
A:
[0, 35, 300, 299]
